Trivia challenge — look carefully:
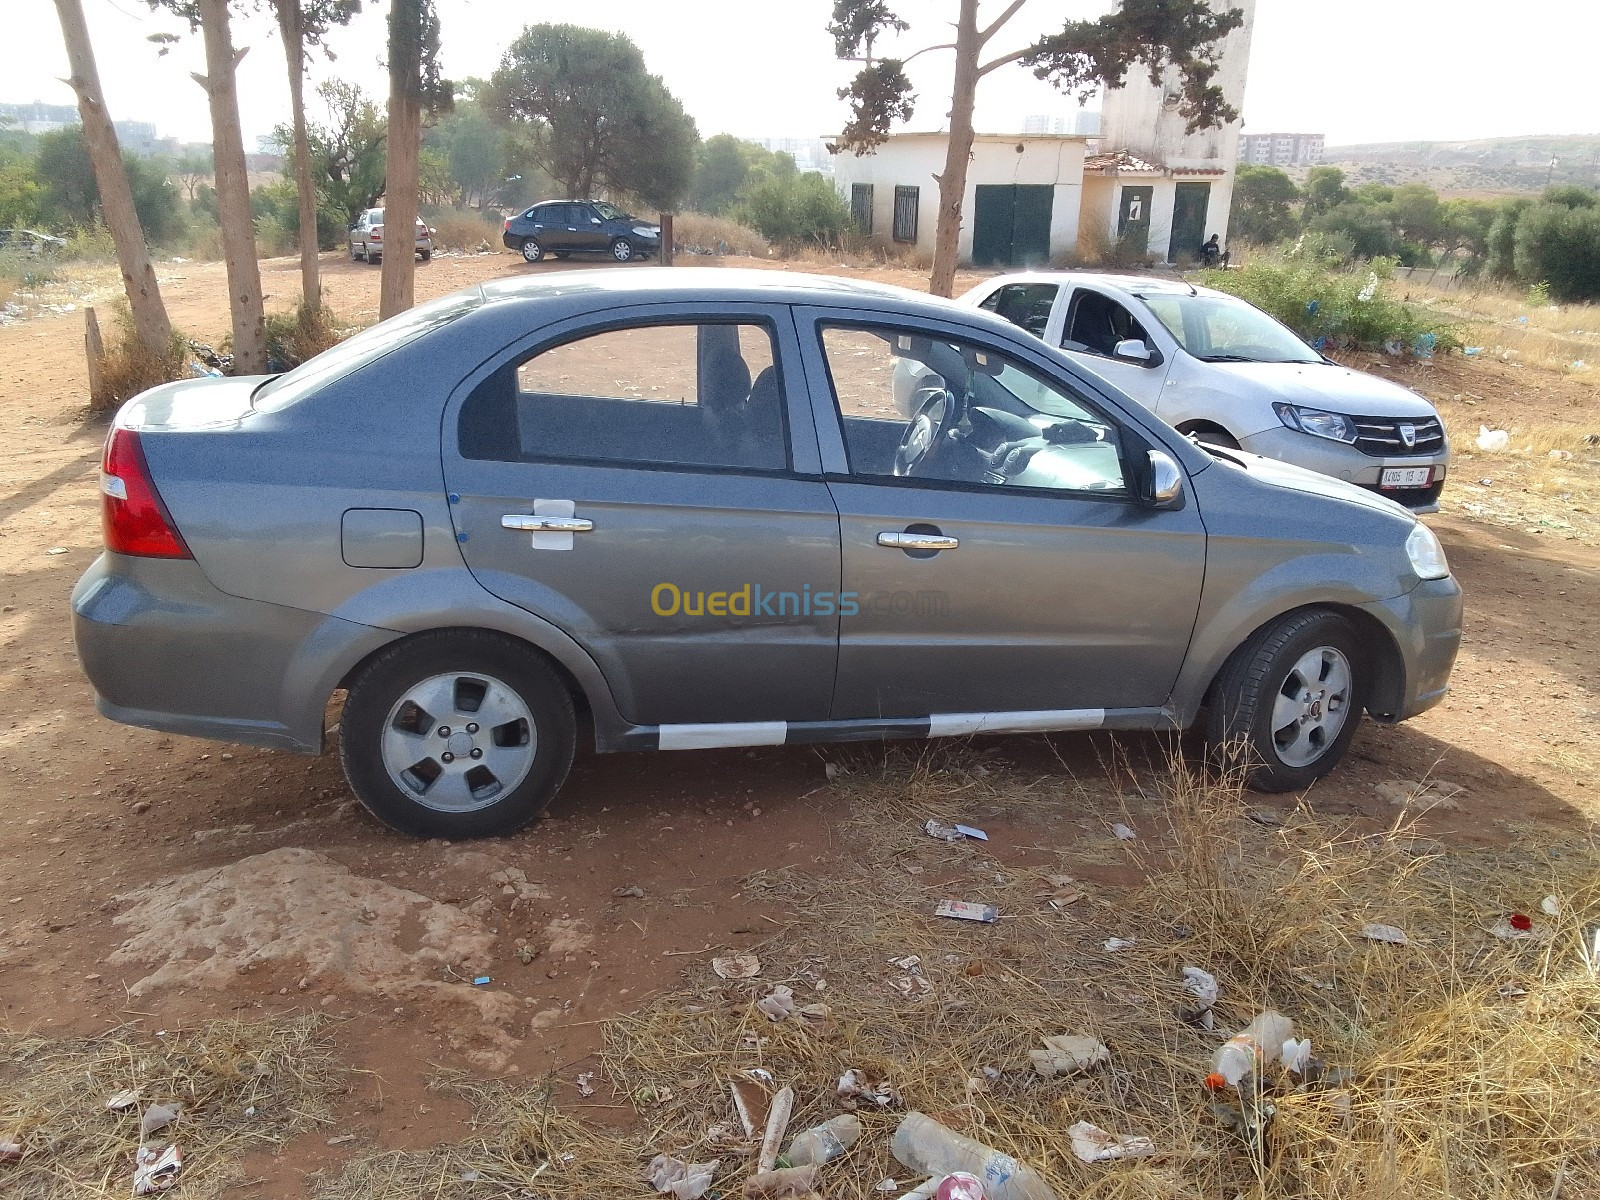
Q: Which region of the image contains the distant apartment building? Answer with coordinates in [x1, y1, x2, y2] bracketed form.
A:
[752, 137, 833, 174]
[1022, 110, 1101, 137]
[0, 101, 168, 154]
[1240, 132, 1324, 166]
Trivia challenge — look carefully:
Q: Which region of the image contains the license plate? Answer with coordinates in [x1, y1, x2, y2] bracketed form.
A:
[1380, 466, 1434, 489]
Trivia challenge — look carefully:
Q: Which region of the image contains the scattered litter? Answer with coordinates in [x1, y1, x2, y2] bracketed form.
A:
[1035, 875, 1083, 909]
[890, 1112, 1055, 1200]
[1463, 346, 1484, 357]
[934, 1173, 988, 1200]
[139, 1103, 182, 1136]
[875, 1180, 899, 1194]
[889, 974, 935, 1000]
[133, 1144, 183, 1194]
[890, 954, 923, 973]
[729, 1070, 774, 1137]
[756, 1085, 795, 1174]
[1, 1142, 21, 1164]
[1375, 779, 1463, 809]
[924, 819, 987, 842]
[935, 900, 998, 924]
[576, 1071, 596, 1097]
[46, 546, 69, 555]
[1550, 449, 1574, 461]
[1497, 982, 1529, 999]
[712, 954, 762, 980]
[1360, 922, 1410, 945]
[742, 1164, 820, 1197]
[326, 1134, 357, 1146]
[1476, 425, 1510, 453]
[1103, 937, 1136, 952]
[838, 1068, 901, 1110]
[784, 1113, 862, 1166]
[106, 1088, 140, 1112]
[471, 976, 491, 986]
[1206, 1010, 1295, 1089]
[1246, 809, 1284, 828]
[757, 985, 797, 1021]
[954, 824, 988, 841]
[1281, 1037, 1314, 1074]
[1028, 1033, 1109, 1078]
[613, 884, 646, 898]
[1110, 822, 1137, 841]
[645, 1153, 721, 1200]
[1181, 966, 1219, 1028]
[825, 762, 842, 780]
[1541, 895, 1562, 917]
[1067, 1120, 1156, 1164]
[1491, 914, 1547, 941]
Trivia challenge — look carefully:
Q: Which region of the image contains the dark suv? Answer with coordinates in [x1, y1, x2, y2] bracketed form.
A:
[501, 200, 660, 264]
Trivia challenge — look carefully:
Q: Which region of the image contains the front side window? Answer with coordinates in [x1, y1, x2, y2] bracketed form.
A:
[460, 322, 788, 472]
[593, 201, 626, 221]
[1062, 289, 1152, 356]
[978, 282, 1058, 337]
[569, 204, 597, 224]
[818, 324, 1126, 496]
[1138, 292, 1319, 363]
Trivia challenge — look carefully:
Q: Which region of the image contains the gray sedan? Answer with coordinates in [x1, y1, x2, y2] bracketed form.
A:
[73, 270, 1462, 839]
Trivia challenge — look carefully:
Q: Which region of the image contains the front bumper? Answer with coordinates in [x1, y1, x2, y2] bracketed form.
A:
[1360, 576, 1463, 721]
[1239, 426, 1450, 513]
[72, 552, 398, 754]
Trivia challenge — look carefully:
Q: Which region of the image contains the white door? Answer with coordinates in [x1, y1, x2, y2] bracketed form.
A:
[1055, 286, 1171, 410]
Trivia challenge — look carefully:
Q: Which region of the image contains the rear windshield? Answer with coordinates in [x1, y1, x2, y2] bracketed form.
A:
[253, 289, 481, 412]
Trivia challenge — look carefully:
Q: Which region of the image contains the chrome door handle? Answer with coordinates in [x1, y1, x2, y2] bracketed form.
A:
[877, 531, 958, 551]
[501, 515, 594, 532]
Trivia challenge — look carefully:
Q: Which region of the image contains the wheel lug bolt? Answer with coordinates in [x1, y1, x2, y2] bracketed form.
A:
[470, 748, 482, 759]
[438, 726, 451, 737]
[466, 723, 479, 734]
[441, 752, 454, 764]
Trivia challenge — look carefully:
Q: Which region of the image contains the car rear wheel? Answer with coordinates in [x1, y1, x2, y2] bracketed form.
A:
[351, 243, 362, 261]
[610, 237, 635, 263]
[419, 248, 432, 262]
[1205, 609, 1365, 793]
[339, 630, 576, 838]
[520, 237, 545, 263]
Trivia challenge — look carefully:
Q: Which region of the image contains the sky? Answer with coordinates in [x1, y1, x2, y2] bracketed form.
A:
[9, 0, 1599, 150]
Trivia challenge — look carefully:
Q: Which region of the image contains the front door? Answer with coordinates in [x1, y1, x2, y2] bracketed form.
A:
[1118, 186, 1154, 256]
[567, 203, 607, 251]
[799, 311, 1206, 722]
[1057, 287, 1171, 409]
[972, 185, 1054, 267]
[444, 306, 840, 728]
[1171, 182, 1212, 263]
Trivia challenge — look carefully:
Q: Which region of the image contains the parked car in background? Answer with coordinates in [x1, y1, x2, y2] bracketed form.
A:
[502, 200, 661, 264]
[73, 270, 1460, 840]
[936, 272, 1450, 512]
[349, 208, 433, 264]
[0, 229, 66, 255]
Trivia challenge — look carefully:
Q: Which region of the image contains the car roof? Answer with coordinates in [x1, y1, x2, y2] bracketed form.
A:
[476, 266, 970, 315]
[974, 270, 1234, 302]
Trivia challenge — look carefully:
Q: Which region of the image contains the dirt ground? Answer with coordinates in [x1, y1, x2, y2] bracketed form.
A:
[1, 249, 1598, 1196]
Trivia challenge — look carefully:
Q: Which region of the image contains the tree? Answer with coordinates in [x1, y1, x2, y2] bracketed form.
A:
[1379, 182, 1446, 248]
[1229, 164, 1297, 244]
[151, 0, 268, 373]
[34, 128, 182, 241]
[52, 0, 172, 363]
[1300, 165, 1349, 220]
[830, 0, 1244, 296]
[1485, 196, 1532, 280]
[1512, 199, 1600, 302]
[1308, 200, 1396, 261]
[282, 79, 387, 227]
[485, 25, 698, 210]
[735, 171, 851, 244]
[379, 0, 450, 320]
[266, 0, 361, 312]
[425, 98, 503, 207]
[175, 149, 212, 201]
[0, 156, 40, 228]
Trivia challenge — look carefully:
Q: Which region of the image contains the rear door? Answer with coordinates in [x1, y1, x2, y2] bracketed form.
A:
[531, 204, 572, 250]
[442, 303, 841, 729]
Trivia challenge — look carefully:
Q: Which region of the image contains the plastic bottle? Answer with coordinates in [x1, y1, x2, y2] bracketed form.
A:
[783, 1113, 862, 1167]
[1206, 1010, 1295, 1089]
[890, 1113, 1057, 1200]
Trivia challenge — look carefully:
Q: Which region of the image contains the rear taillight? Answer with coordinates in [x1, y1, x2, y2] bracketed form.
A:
[371, 229, 382, 242]
[503, 219, 510, 232]
[101, 428, 190, 559]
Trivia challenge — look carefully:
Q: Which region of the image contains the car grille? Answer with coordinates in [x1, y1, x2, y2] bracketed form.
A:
[1351, 415, 1446, 457]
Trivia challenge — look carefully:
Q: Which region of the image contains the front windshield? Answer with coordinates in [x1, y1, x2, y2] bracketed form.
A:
[1139, 292, 1319, 364]
[592, 201, 627, 221]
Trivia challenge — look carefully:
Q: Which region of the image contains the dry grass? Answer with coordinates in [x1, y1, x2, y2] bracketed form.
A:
[673, 214, 771, 258]
[318, 751, 1600, 1200]
[429, 211, 500, 253]
[264, 303, 351, 369]
[1401, 279, 1600, 374]
[0, 1016, 340, 1200]
[91, 308, 188, 412]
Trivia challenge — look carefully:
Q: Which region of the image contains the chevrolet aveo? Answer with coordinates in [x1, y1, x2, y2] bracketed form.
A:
[73, 270, 1463, 839]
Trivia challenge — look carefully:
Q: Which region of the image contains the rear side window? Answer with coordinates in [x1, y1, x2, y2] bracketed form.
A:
[979, 283, 1058, 336]
[459, 322, 789, 472]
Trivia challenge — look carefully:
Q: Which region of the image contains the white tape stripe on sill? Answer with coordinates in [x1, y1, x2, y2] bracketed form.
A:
[927, 709, 1105, 738]
[657, 721, 789, 751]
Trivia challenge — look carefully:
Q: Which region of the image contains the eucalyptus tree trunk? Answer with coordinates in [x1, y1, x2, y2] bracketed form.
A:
[928, 0, 981, 298]
[379, 0, 423, 319]
[273, 0, 321, 311]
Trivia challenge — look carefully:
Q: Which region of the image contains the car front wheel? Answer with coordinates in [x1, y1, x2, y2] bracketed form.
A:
[339, 630, 576, 838]
[610, 237, 635, 262]
[1205, 609, 1366, 792]
[520, 237, 544, 263]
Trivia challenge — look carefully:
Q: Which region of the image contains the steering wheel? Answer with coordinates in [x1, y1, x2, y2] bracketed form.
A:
[893, 385, 960, 477]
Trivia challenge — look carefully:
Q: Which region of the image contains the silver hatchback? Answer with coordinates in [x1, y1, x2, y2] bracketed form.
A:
[73, 270, 1462, 838]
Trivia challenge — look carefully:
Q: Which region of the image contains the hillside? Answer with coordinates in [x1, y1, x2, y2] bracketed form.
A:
[1293, 133, 1600, 197]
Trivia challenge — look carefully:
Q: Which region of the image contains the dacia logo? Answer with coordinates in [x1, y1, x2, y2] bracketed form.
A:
[1399, 423, 1417, 449]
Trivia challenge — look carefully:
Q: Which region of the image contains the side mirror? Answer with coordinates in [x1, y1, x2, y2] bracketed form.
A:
[591, 217, 602, 224]
[1145, 450, 1185, 509]
[1113, 338, 1161, 366]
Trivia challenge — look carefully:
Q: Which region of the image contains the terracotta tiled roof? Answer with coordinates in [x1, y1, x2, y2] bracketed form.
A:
[1083, 149, 1161, 173]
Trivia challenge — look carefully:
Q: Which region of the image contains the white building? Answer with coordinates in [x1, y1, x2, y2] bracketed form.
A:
[830, 0, 1255, 267]
[1240, 132, 1324, 166]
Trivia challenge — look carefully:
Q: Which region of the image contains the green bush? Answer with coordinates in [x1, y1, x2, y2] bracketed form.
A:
[1199, 253, 1463, 355]
[733, 171, 849, 246]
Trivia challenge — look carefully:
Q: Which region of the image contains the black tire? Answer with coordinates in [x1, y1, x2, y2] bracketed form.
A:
[419, 248, 432, 262]
[1204, 608, 1367, 793]
[610, 237, 635, 263]
[351, 244, 362, 261]
[520, 237, 545, 263]
[367, 250, 381, 265]
[339, 630, 577, 838]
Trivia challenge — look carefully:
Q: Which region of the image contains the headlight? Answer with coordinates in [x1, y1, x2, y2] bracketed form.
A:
[631, 225, 659, 238]
[1273, 402, 1358, 444]
[1405, 522, 1450, 580]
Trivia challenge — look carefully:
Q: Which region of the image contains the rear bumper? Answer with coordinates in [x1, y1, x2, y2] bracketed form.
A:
[72, 552, 399, 754]
[1360, 576, 1463, 721]
[1239, 426, 1450, 513]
